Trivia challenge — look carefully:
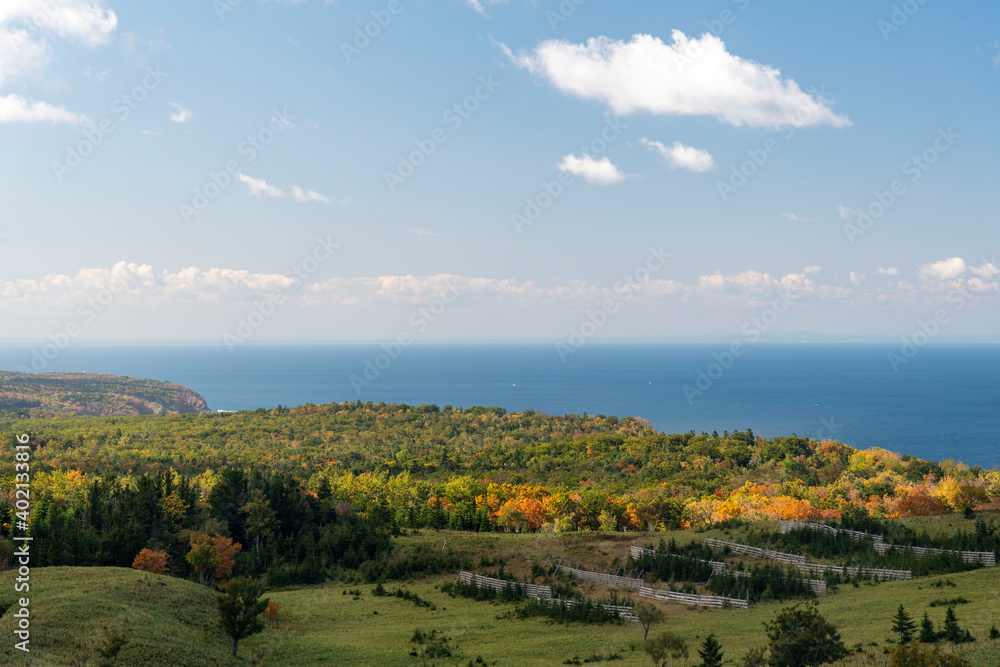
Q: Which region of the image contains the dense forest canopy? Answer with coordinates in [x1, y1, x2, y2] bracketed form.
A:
[3, 401, 997, 535]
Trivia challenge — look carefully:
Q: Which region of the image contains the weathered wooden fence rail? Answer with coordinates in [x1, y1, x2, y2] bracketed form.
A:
[458, 570, 639, 621]
[704, 538, 912, 581]
[777, 520, 996, 567]
[554, 560, 643, 590]
[704, 538, 807, 565]
[628, 545, 729, 574]
[456, 571, 553, 599]
[638, 585, 749, 609]
[547, 597, 640, 623]
[631, 544, 827, 595]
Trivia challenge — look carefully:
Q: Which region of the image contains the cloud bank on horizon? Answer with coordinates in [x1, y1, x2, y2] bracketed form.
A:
[0, 0, 996, 341]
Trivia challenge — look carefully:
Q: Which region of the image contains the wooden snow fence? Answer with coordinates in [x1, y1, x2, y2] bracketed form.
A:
[633, 544, 826, 594]
[553, 561, 643, 590]
[638, 586, 749, 609]
[545, 598, 641, 623]
[458, 570, 639, 622]
[629, 544, 728, 575]
[704, 538, 913, 581]
[777, 520, 996, 567]
[456, 571, 553, 599]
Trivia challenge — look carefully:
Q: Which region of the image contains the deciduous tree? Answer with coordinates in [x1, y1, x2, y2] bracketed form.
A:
[131, 548, 169, 575]
[217, 576, 269, 658]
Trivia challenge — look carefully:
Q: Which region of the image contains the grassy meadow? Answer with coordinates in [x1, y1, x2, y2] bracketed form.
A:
[2, 513, 1000, 665]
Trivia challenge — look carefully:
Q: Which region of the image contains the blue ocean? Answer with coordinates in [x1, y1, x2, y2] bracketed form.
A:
[1, 343, 997, 468]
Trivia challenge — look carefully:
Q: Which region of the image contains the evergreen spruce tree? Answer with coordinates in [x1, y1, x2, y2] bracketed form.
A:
[890, 604, 917, 644]
[696, 633, 724, 667]
[942, 606, 963, 643]
[919, 612, 937, 643]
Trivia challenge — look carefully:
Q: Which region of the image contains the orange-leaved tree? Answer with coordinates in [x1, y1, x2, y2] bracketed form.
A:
[187, 533, 242, 588]
[132, 548, 170, 575]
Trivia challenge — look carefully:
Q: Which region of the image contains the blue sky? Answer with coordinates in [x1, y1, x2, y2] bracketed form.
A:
[0, 0, 998, 344]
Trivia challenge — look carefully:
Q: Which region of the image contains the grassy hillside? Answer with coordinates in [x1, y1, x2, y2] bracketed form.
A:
[3, 518, 999, 665]
[0, 372, 209, 418]
[0, 567, 239, 665]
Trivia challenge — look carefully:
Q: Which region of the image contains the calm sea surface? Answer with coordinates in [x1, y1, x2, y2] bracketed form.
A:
[1, 343, 997, 467]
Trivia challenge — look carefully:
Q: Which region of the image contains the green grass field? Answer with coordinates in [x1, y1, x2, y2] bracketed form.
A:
[2, 516, 999, 665]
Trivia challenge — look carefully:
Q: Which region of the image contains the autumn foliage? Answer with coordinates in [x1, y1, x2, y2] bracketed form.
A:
[132, 548, 170, 575]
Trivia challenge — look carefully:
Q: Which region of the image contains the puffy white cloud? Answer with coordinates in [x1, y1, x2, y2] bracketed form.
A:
[169, 103, 194, 124]
[876, 267, 898, 276]
[0, 0, 117, 125]
[970, 261, 999, 280]
[236, 174, 286, 199]
[915, 257, 999, 296]
[506, 31, 850, 129]
[0, 1, 117, 47]
[0, 94, 90, 125]
[919, 257, 967, 281]
[641, 138, 715, 172]
[4, 260, 997, 324]
[557, 154, 626, 185]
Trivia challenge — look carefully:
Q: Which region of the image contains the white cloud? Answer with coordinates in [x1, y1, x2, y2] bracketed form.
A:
[236, 174, 286, 199]
[804, 266, 821, 275]
[876, 267, 898, 276]
[0, 1, 117, 47]
[0, 0, 116, 125]
[5, 260, 999, 326]
[970, 261, 999, 280]
[641, 138, 715, 172]
[464, 0, 506, 15]
[237, 175, 331, 203]
[169, 103, 194, 124]
[506, 31, 850, 129]
[290, 186, 331, 204]
[557, 154, 626, 185]
[919, 257, 967, 281]
[781, 212, 818, 223]
[837, 205, 857, 220]
[0, 94, 90, 125]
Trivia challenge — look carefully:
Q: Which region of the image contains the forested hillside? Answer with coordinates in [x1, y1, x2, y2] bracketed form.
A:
[5, 401, 997, 534]
[0, 372, 209, 418]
